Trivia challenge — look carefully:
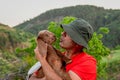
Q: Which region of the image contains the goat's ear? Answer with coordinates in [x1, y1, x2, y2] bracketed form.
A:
[37, 31, 42, 40]
[37, 36, 41, 40]
[36, 35, 41, 44]
[37, 38, 43, 44]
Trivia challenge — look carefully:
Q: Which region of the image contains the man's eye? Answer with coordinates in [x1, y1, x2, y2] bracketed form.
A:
[63, 32, 67, 36]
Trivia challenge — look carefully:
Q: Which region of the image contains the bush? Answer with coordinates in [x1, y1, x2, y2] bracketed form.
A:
[106, 60, 120, 79]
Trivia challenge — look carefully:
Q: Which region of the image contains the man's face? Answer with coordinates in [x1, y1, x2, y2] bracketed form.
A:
[60, 31, 76, 49]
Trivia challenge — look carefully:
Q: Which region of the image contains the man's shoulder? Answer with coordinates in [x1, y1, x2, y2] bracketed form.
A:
[84, 52, 96, 62]
[72, 52, 96, 66]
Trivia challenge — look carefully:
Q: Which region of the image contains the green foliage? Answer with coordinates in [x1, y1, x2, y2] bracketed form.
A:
[102, 50, 120, 80]
[16, 37, 36, 58]
[0, 58, 13, 78]
[15, 38, 37, 76]
[85, 32, 110, 61]
[0, 51, 18, 79]
[2, 51, 17, 62]
[60, 16, 77, 24]
[114, 45, 120, 50]
[106, 60, 120, 79]
[99, 27, 110, 34]
[0, 24, 34, 52]
[84, 27, 110, 79]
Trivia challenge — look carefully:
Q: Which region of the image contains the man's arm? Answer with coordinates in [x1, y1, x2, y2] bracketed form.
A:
[39, 57, 62, 80]
[34, 47, 62, 80]
[39, 59, 81, 80]
[68, 70, 81, 80]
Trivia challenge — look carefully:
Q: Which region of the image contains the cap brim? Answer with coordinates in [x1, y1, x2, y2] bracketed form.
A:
[61, 24, 88, 48]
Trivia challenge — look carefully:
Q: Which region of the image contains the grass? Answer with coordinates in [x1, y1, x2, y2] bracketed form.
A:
[101, 50, 120, 63]
[101, 49, 120, 80]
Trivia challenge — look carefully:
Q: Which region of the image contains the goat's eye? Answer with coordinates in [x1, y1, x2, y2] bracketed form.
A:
[46, 34, 49, 37]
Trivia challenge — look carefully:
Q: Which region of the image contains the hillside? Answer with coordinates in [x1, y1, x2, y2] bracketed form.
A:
[0, 23, 34, 79]
[14, 5, 120, 48]
[0, 23, 34, 52]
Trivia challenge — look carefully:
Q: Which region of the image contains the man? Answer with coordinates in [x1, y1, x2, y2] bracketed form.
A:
[30, 18, 97, 80]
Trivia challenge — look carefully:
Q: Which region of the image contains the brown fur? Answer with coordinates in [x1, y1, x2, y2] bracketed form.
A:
[36, 30, 71, 80]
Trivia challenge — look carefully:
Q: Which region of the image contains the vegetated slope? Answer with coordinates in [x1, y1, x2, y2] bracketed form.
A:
[0, 23, 34, 52]
[102, 49, 120, 80]
[14, 5, 120, 48]
[0, 23, 34, 79]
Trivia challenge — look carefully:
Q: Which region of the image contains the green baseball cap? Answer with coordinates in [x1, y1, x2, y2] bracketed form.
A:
[60, 18, 93, 48]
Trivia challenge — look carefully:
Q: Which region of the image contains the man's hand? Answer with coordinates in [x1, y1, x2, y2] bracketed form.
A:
[34, 46, 47, 61]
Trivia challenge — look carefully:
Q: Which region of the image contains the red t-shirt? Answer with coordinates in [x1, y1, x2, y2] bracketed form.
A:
[66, 52, 97, 80]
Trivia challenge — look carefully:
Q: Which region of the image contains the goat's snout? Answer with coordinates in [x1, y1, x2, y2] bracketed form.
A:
[51, 35, 56, 42]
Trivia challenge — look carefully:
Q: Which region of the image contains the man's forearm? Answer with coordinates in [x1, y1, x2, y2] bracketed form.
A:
[39, 59, 62, 80]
